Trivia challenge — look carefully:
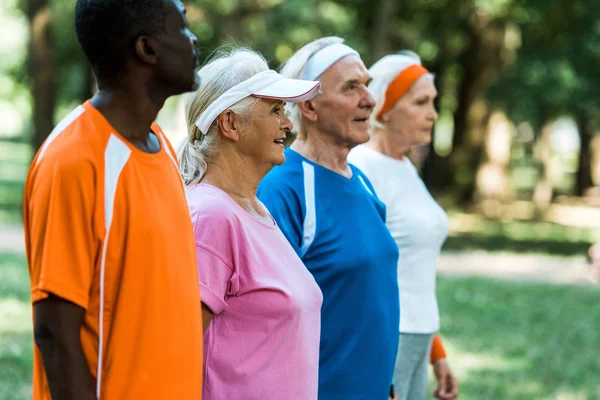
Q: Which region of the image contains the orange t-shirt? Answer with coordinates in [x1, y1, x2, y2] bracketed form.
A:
[24, 101, 203, 399]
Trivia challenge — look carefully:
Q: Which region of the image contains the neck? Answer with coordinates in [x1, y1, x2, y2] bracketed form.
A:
[367, 129, 410, 160]
[291, 126, 353, 178]
[201, 146, 266, 200]
[90, 84, 166, 141]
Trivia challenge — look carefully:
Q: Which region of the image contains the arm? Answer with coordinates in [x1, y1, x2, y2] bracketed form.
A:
[430, 335, 459, 400]
[25, 155, 98, 398]
[201, 302, 214, 333]
[33, 294, 96, 400]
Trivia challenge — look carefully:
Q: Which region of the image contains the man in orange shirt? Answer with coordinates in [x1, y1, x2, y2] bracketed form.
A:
[23, 0, 203, 399]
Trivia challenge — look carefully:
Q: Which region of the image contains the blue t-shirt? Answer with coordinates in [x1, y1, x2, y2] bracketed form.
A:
[258, 149, 400, 400]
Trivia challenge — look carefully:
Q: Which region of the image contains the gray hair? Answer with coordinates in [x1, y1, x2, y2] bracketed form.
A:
[368, 52, 435, 132]
[177, 46, 268, 186]
[279, 36, 344, 139]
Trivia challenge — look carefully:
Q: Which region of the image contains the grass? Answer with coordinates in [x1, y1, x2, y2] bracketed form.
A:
[0, 252, 32, 400]
[1, 252, 599, 399]
[0, 138, 30, 225]
[436, 277, 600, 399]
[444, 212, 596, 257]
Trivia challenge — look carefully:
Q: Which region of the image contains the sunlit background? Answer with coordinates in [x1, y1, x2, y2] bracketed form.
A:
[1, 0, 599, 399]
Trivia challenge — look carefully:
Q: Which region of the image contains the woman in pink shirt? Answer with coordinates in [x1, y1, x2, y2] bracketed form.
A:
[176, 46, 323, 400]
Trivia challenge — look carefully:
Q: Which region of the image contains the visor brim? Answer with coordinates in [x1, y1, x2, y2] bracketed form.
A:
[252, 78, 321, 102]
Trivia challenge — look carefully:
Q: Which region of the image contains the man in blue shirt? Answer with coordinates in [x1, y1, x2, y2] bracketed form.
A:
[258, 37, 400, 400]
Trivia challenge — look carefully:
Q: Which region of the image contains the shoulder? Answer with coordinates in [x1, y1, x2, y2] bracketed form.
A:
[347, 144, 372, 167]
[403, 157, 420, 176]
[349, 146, 385, 181]
[258, 158, 311, 224]
[27, 107, 110, 191]
[263, 150, 305, 180]
[33, 105, 112, 170]
[185, 185, 247, 246]
[351, 164, 374, 187]
[186, 185, 239, 224]
[259, 157, 305, 199]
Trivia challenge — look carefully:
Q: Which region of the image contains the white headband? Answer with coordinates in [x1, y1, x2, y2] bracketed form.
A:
[299, 43, 360, 81]
[194, 70, 320, 135]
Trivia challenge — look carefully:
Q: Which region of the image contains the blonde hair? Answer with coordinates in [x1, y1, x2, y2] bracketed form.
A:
[177, 46, 268, 186]
[279, 36, 344, 139]
[368, 52, 434, 132]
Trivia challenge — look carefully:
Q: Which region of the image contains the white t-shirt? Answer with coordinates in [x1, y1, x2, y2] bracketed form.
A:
[348, 145, 449, 333]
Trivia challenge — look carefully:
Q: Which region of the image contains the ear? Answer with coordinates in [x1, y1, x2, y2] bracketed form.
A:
[297, 100, 318, 122]
[217, 110, 242, 142]
[134, 36, 160, 66]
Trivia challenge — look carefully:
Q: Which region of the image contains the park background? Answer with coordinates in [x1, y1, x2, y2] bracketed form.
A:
[1, 0, 599, 398]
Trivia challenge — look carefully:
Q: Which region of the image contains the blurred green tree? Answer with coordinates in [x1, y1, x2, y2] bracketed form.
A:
[489, 0, 600, 200]
[14, 0, 600, 207]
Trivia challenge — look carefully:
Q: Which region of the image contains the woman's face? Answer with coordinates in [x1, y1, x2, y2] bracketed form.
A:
[381, 76, 438, 147]
[239, 98, 293, 169]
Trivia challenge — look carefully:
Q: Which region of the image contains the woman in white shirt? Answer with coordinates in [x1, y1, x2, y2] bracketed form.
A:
[348, 53, 459, 400]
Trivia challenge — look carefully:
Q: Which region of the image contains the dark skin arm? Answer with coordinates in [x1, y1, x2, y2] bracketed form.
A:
[33, 294, 96, 400]
[202, 302, 214, 334]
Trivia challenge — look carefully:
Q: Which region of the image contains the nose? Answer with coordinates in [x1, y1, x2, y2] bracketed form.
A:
[359, 86, 376, 110]
[429, 105, 438, 121]
[281, 112, 294, 132]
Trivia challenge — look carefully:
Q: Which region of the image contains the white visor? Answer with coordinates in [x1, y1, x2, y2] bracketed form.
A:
[299, 43, 360, 81]
[195, 70, 321, 135]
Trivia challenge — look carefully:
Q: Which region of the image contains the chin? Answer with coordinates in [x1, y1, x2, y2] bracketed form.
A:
[352, 130, 371, 146]
[272, 154, 286, 166]
[177, 72, 200, 93]
[420, 131, 433, 145]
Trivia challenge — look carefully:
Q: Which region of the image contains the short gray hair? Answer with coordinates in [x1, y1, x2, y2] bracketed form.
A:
[279, 36, 344, 138]
[368, 52, 434, 131]
[177, 46, 268, 186]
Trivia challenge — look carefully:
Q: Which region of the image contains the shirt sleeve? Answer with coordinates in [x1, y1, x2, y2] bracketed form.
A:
[195, 243, 236, 315]
[258, 178, 304, 256]
[25, 156, 98, 310]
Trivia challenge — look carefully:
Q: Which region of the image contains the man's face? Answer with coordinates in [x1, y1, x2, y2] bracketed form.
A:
[154, 0, 200, 94]
[310, 55, 376, 149]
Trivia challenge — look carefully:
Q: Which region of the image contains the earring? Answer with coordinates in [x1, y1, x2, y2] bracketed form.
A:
[194, 126, 203, 142]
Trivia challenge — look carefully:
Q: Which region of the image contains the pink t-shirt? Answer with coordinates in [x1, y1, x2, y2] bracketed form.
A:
[186, 183, 323, 400]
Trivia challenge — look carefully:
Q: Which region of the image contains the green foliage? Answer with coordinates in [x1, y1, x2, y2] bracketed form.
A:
[187, 0, 364, 67]
[444, 222, 594, 256]
[7, 0, 599, 133]
[2, 0, 599, 209]
[489, 0, 600, 130]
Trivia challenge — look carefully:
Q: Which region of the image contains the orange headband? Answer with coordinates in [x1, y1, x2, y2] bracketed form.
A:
[376, 64, 429, 120]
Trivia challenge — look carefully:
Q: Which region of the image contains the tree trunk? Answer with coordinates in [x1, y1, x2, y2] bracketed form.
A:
[574, 112, 593, 196]
[370, 0, 399, 61]
[474, 111, 514, 216]
[590, 134, 600, 192]
[28, 0, 56, 152]
[444, 16, 509, 206]
[532, 121, 556, 214]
